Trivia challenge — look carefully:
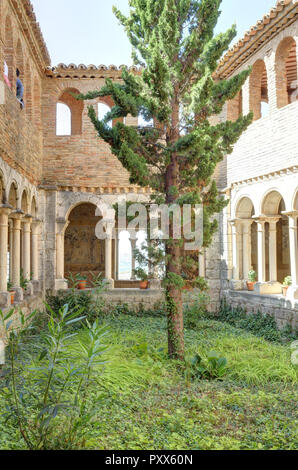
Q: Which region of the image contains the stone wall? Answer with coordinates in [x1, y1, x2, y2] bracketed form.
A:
[0, 293, 45, 342]
[223, 289, 298, 331]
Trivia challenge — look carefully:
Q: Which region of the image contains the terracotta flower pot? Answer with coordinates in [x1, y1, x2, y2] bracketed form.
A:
[78, 280, 87, 290]
[140, 280, 149, 290]
[247, 281, 256, 291]
[10, 291, 15, 304]
[282, 286, 289, 297]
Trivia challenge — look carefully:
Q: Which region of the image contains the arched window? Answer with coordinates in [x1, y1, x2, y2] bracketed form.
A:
[56, 103, 71, 135]
[8, 182, 18, 209]
[33, 78, 41, 130]
[227, 90, 243, 122]
[56, 88, 83, 135]
[4, 15, 14, 87]
[275, 37, 297, 108]
[250, 60, 268, 120]
[25, 62, 32, 119]
[21, 190, 29, 214]
[98, 102, 112, 128]
[31, 196, 37, 217]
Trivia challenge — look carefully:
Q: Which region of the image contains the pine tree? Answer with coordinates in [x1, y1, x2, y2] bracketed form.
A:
[77, 0, 252, 359]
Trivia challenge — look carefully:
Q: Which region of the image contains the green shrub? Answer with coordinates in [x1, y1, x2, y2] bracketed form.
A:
[185, 351, 228, 382]
[0, 304, 109, 450]
[183, 292, 209, 329]
[217, 299, 297, 343]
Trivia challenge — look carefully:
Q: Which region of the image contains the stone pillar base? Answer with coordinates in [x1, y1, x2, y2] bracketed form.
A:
[254, 282, 282, 295]
[14, 287, 24, 303]
[150, 279, 161, 290]
[104, 279, 114, 289]
[31, 280, 40, 295]
[0, 292, 11, 308]
[55, 279, 68, 291]
[0, 339, 5, 365]
[229, 280, 243, 291]
[24, 282, 34, 297]
[286, 285, 298, 300]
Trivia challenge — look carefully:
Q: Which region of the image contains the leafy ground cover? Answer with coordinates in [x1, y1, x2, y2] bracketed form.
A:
[0, 310, 297, 450]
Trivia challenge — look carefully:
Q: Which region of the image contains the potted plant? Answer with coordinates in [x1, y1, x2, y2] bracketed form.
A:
[282, 276, 292, 297]
[134, 268, 150, 290]
[7, 281, 15, 304]
[247, 270, 257, 291]
[77, 275, 88, 290]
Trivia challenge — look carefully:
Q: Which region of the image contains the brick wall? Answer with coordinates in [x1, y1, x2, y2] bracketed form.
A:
[227, 101, 298, 186]
[41, 79, 131, 188]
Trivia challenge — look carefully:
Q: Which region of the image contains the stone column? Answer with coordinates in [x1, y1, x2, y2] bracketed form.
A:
[230, 220, 241, 281]
[256, 219, 266, 283]
[55, 218, 69, 290]
[268, 217, 280, 282]
[9, 220, 13, 282]
[288, 213, 298, 287]
[113, 229, 119, 281]
[31, 219, 41, 293]
[130, 237, 137, 281]
[22, 215, 32, 281]
[242, 219, 253, 280]
[10, 211, 24, 302]
[105, 232, 114, 288]
[0, 205, 12, 306]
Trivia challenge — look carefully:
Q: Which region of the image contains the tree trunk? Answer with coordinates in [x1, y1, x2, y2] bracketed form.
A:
[165, 99, 184, 360]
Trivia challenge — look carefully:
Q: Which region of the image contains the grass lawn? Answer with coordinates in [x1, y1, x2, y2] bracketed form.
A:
[0, 313, 297, 450]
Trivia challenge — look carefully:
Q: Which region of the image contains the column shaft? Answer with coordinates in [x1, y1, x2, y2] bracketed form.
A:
[31, 222, 40, 281]
[11, 217, 22, 287]
[105, 236, 112, 280]
[23, 220, 31, 280]
[231, 222, 241, 280]
[130, 238, 136, 280]
[289, 216, 298, 286]
[257, 221, 266, 283]
[269, 220, 278, 282]
[56, 233, 65, 279]
[0, 210, 10, 292]
[242, 221, 252, 279]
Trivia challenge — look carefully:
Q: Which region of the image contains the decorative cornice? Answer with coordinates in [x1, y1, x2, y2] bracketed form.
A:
[215, 0, 298, 79]
[9, 0, 51, 71]
[45, 64, 141, 80]
[231, 165, 298, 190]
[39, 184, 153, 195]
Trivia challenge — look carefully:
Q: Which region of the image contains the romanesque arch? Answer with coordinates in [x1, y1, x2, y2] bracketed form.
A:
[227, 90, 242, 122]
[4, 15, 14, 86]
[275, 37, 297, 109]
[262, 190, 290, 283]
[16, 39, 24, 81]
[25, 62, 32, 119]
[64, 203, 105, 283]
[57, 88, 83, 135]
[33, 77, 41, 130]
[250, 59, 268, 120]
[8, 182, 18, 209]
[21, 189, 29, 213]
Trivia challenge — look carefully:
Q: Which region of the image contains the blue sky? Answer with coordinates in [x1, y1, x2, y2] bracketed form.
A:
[31, 0, 275, 66]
